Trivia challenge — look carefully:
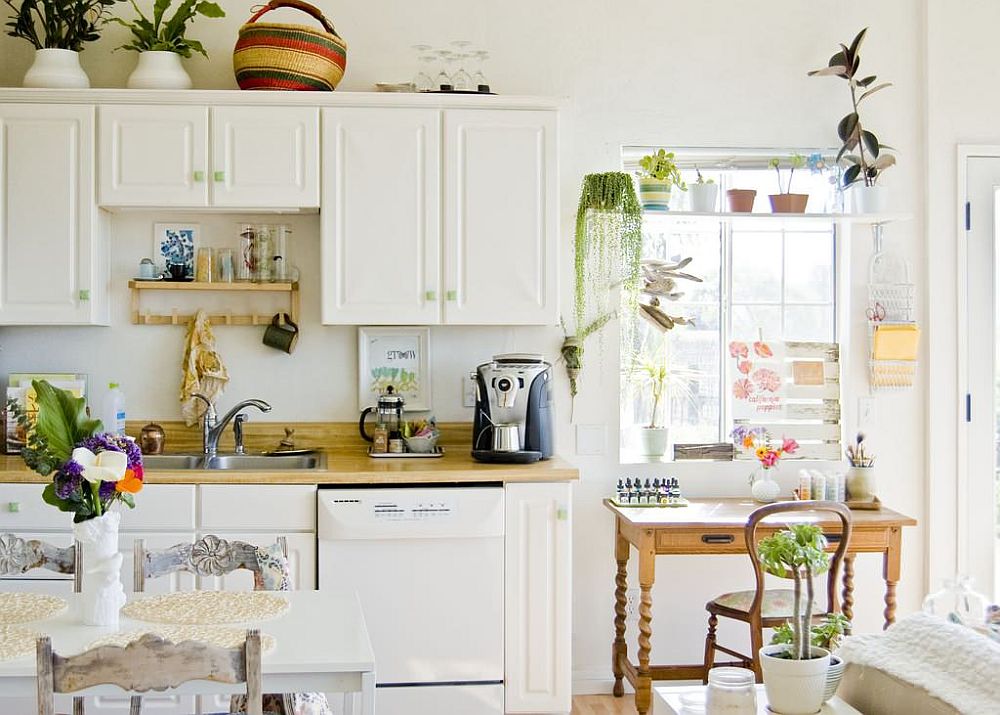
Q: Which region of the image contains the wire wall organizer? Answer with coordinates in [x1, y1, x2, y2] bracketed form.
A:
[867, 227, 919, 391]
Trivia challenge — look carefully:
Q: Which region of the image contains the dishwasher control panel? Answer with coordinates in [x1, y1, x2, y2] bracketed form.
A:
[372, 497, 455, 521]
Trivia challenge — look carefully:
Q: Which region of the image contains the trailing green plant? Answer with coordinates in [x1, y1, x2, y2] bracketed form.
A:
[768, 154, 806, 194]
[771, 613, 850, 652]
[808, 27, 896, 188]
[758, 523, 831, 660]
[4, 0, 121, 50]
[694, 166, 714, 185]
[637, 149, 686, 190]
[112, 0, 224, 58]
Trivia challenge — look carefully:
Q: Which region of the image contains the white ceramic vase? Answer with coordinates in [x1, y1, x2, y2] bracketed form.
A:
[760, 644, 831, 715]
[688, 183, 719, 212]
[23, 48, 90, 88]
[750, 467, 781, 503]
[72, 511, 125, 627]
[637, 427, 669, 457]
[850, 184, 888, 214]
[127, 51, 193, 90]
[846, 466, 877, 502]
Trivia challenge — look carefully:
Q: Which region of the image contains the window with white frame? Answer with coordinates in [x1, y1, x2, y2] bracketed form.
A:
[620, 148, 839, 456]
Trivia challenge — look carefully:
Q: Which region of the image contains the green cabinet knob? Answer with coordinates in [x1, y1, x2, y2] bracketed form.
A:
[446, 290, 457, 302]
[425, 290, 437, 301]
[213, 171, 225, 182]
[7, 502, 20, 513]
[193, 170, 205, 182]
[78, 289, 90, 301]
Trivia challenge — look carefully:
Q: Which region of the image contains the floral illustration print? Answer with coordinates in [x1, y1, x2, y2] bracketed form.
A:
[752, 367, 782, 392]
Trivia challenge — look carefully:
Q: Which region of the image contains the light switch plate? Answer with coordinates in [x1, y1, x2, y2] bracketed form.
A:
[576, 424, 606, 456]
[462, 375, 477, 408]
[858, 397, 875, 427]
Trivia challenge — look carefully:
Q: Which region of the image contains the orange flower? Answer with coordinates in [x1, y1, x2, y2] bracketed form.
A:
[115, 469, 143, 494]
[742, 435, 755, 449]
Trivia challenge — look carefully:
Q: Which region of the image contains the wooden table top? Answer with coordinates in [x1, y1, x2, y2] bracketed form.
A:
[604, 497, 917, 528]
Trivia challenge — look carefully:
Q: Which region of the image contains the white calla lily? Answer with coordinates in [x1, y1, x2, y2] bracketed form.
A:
[70, 447, 128, 483]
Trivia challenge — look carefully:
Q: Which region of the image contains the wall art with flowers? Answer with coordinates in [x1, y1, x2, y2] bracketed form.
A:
[729, 334, 787, 419]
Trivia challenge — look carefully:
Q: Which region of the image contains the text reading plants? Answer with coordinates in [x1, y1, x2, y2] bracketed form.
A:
[808, 27, 896, 188]
[113, 0, 225, 58]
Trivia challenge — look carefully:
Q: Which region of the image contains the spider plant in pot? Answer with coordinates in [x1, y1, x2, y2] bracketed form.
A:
[768, 154, 809, 213]
[112, 0, 225, 89]
[637, 149, 686, 212]
[772, 613, 851, 704]
[757, 523, 833, 715]
[4, 0, 122, 87]
[809, 28, 897, 214]
[627, 350, 698, 457]
[688, 166, 718, 212]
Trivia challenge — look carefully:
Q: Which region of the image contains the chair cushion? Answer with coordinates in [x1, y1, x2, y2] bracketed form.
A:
[709, 589, 818, 618]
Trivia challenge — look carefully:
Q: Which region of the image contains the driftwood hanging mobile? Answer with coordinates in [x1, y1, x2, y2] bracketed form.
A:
[637, 257, 702, 332]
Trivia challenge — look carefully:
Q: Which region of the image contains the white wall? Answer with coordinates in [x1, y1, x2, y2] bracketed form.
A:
[0, 0, 930, 690]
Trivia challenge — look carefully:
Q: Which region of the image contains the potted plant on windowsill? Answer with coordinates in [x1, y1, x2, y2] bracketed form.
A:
[112, 0, 226, 89]
[4, 0, 121, 87]
[809, 28, 897, 214]
[771, 613, 851, 703]
[768, 154, 809, 213]
[637, 149, 686, 212]
[688, 166, 718, 212]
[757, 524, 833, 715]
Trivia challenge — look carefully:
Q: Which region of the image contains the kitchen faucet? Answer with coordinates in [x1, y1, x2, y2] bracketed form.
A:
[192, 394, 272, 456]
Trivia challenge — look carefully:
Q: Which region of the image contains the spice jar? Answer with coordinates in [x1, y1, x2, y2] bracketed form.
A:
[139, 423, 166, 455]
[705, 667, 756, 714]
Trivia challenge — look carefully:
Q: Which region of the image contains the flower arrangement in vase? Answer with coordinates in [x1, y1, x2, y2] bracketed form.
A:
[8, 380, 143, 626]
[731, 425, 799, 503]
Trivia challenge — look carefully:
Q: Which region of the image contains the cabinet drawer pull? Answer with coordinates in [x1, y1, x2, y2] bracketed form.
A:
[701, 534, 735, 544]
[425, 290, 437, 301]
[193, 170, 205, 182]
[213, 171, 225, 182]
[446, 290, 457, 302]
[824, 533, 842, 543]
[78, 289, 90, 301]
[7, 502, 20, 513]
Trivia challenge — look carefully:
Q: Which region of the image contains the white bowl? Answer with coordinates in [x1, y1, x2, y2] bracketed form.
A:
[405, 435, 439, 453]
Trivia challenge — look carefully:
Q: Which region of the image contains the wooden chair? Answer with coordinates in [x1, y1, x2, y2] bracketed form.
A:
[36, 631, 265, 715]
[702, 501, 852, 682]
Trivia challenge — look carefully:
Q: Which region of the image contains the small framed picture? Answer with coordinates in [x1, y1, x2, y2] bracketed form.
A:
[358, 327, 432, 411]
[153, 223, 198, 275]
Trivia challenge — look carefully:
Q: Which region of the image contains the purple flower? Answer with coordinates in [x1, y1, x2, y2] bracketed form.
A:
[54, 459, 84, 499]
[98, 480, 116, 501]
[80, 433, 143, 471]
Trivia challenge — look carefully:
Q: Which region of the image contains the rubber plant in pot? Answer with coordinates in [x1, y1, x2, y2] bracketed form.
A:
[772, 614, 851, 704]
[757, 523, 832, 715]
[4, 0, 122, 87]
[636, 149, 686, 211]
[768, 154, 809, 213]
[112, 0, 226, 89]
[808, 27, 896, 214]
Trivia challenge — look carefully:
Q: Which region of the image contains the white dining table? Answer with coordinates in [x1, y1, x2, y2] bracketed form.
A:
[0, 590, 376, 715]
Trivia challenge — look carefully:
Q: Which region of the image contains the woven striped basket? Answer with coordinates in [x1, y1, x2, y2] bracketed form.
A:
[233, 0, 347, 91]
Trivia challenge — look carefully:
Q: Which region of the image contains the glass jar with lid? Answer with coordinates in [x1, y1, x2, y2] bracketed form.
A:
[922, 576, 990, 627]
[705, 666, 756, 714]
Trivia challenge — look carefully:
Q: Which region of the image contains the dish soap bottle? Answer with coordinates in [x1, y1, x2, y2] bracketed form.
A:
[102, 382, 126, 436]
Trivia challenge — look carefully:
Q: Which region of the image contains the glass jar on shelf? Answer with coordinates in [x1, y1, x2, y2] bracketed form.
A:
[237, 224, 255, 282]
[252, 224, 273, 283]
[922, 576, 990, 628]
[271, 224, 292, 282]
[705, 666, 756, 714]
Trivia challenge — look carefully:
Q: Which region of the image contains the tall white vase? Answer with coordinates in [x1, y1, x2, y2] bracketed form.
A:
[23, 48, 90, 88]
[72, 511, 125, 627]
[127, 51, 193, 89]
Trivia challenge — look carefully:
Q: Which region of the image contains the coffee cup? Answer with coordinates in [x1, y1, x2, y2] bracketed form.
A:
[166, 262, 188, 281]
[263, 313, 299, 354]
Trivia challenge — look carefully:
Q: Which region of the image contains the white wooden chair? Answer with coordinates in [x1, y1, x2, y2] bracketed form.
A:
[35, 631, 265, 715]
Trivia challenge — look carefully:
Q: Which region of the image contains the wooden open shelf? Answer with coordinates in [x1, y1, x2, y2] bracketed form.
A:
[128, 280, 300, 326]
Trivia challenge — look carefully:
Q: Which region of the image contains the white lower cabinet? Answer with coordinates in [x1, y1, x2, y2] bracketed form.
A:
[504, 482, 572, 713]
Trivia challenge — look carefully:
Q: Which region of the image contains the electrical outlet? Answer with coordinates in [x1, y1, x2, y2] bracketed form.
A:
[625, 588, 640, 621]
[462, 374, 477, 408]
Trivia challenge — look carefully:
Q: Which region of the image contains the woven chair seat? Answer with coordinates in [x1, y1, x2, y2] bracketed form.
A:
[708, 588, 819, 618]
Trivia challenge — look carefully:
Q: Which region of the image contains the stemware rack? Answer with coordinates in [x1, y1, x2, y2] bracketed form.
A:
[128, 280, 300, 326]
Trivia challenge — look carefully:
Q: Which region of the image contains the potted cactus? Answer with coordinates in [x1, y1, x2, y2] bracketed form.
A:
[768, 154, 809, 213]
[637, 149, 686, 211]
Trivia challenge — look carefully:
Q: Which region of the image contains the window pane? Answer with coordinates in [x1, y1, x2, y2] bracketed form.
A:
[784, 306, 835, 342]
[731, 305, 782, 342]
[732, 232, 782, 303]
[666, 306, 721, 444]
[785, 231, 835, 303]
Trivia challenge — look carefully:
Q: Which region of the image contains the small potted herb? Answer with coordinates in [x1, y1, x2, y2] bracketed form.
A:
[772, 614, 850, 703]
[4, 0, 122, 87]
[757, 523, 833, 714]
[112, 0, 226, 89]
[637, 149, 686, 212]
[768, 154, 809, 213]
[688, 166, 718, 212]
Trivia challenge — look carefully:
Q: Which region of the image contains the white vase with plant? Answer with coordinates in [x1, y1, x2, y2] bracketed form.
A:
[757, 523, 833, 714]
[845, 431, 876, 502]
[809, 28, 896, 215]
[637, 356, 670, 456]
[4, 0, 121, 87]
[688, 166, 718, 212]
[637, 149, 687, 212]
[112, 0, 226, 89]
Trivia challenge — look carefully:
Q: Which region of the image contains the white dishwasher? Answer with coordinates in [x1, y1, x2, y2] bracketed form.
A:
[318, 486, 505, 715]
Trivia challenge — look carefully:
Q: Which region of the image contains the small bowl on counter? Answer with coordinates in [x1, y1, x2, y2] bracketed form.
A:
[404, 435, 439, 454]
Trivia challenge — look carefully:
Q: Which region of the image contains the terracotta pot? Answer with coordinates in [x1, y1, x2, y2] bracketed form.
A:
[769, 193, 809, 213]
[726, 189, 756, 213]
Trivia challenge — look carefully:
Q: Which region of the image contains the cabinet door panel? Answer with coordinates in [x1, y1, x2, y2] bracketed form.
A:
[212, 106, 319, 208]
[504, 482, 571, 713]
[196, 532, 315, 592]
[0, 104, 105, 325]
[444, 110, 558, 325]
[98, 105, 208, 207]
[321, 108, 441, 324]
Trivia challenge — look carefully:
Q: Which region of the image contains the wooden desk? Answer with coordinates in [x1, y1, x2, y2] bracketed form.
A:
[605, 498, 917, 715]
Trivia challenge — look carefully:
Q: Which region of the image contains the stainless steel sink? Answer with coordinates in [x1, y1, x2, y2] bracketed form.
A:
[143, 452, 325, 471]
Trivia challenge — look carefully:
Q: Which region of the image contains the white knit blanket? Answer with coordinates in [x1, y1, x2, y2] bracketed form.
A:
[839, 612, 1000, 714]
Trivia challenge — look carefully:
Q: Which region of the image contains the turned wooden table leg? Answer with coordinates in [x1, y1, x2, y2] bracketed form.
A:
[635, 531, 656, 715]
[841, 553, 856, 631]
[612, 524, 630, 698]
[883, 526, 902, 629]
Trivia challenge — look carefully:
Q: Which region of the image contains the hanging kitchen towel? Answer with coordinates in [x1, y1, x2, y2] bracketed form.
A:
[180, 310, 229, 426]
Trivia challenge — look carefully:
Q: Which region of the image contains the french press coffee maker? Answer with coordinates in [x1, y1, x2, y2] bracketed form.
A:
[359, 386, 405, 447]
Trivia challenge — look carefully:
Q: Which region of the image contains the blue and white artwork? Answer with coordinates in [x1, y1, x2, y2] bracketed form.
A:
[153, 223, 198, 275]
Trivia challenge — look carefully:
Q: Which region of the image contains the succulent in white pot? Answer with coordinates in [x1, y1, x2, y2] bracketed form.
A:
[687, 167, 719, 212]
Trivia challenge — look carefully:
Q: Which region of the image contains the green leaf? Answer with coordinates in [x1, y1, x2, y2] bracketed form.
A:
[42, 483, 78, 513]
[837, 113, 859, 142]
[31, 380, 101, 463]
[861, 130, 880, 158]
[856, 74, 877, 88]
[120, 492, 136, 509]
[807, 66, 848, 77]
[843, 164, 862, 187]
[849, 27, 868, 57]
[195, 2, 225, 18]
[859, 82, 892, 103]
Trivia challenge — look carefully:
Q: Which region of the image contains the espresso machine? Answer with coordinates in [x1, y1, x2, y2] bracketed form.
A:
[472, 353, 554, 463]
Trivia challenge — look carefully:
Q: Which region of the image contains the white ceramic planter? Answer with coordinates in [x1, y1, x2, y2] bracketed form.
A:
[688, 183, 719, 212]
[23, 48, 90, 88]
[846, 466, 877, 502]
[850, 184, 888, 214]
[750, 468, 781, 503]
[127, 51, 193, 90]
[823, 654, 845, 703]
[72, 511, 126, 627]
[637, 427, 669, 457]
[760, 644, 831, 715]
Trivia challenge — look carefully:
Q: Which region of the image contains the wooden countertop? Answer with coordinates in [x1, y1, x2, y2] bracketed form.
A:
[0, 450, 579, 485]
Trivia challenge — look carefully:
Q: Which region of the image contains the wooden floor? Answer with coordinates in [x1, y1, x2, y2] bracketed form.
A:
[571, 695, 636, 714]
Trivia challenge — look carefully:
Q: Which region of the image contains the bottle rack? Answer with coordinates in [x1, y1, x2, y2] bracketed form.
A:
[128, 280, 300, 326]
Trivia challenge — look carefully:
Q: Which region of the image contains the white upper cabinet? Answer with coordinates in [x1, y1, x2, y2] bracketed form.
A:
[212, 106, 319, 208]
[0, 104, 108, 326]
[99, 104, 209, 207]
[444, 110, 558, 325]
[98, 105, 319, 209]
[321, 108, 441, 325]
